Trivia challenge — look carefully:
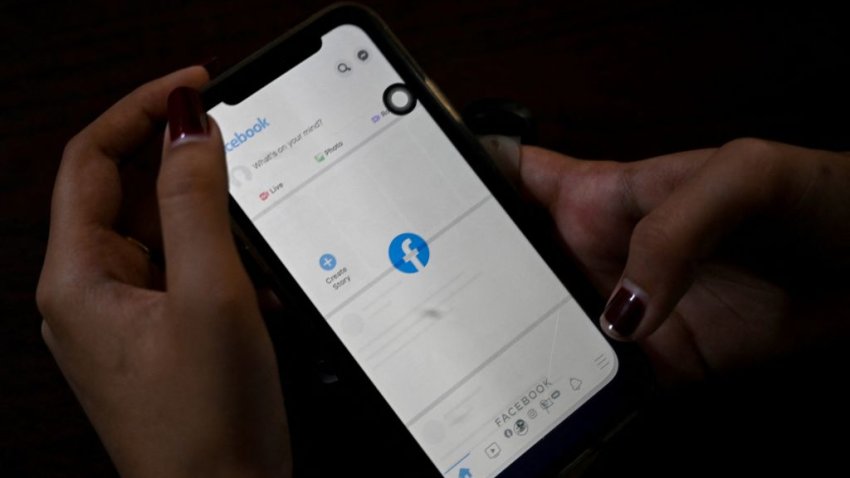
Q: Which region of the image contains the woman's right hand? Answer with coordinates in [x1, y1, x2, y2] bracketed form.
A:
[510, 138, 850, 382]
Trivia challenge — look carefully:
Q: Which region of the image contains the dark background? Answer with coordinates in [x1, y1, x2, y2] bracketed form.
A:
[3, 0, 850, 476]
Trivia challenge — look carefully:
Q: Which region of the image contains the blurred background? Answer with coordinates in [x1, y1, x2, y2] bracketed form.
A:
[3, 0, 849, 475]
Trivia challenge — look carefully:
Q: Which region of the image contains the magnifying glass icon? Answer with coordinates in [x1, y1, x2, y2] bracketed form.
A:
[337, 62, 352, 74]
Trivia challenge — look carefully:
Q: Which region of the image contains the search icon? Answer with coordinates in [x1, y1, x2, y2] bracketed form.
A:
[337, 62, 352, 74]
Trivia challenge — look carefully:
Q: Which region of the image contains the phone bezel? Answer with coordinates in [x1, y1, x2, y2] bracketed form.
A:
[202, 4, 652, 477]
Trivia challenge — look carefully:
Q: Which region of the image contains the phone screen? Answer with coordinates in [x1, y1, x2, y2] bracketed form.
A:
[210, 24, 617, 477]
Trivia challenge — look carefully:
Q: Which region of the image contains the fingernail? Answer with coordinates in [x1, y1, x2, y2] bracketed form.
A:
[167, 87, 209, 143]
[602, 279, 647, 338]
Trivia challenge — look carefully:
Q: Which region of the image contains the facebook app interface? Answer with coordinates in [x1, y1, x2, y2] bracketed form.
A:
[210, 25, 617, 477]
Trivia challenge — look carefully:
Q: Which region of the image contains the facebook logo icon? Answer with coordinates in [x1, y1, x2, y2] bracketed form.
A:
[388, 232, 430, 273]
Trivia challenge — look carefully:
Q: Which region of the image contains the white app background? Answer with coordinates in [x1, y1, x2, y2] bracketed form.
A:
[210, 25, 617, 477]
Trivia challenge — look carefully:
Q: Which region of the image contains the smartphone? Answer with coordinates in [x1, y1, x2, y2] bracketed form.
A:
[203, 4, 650, 476]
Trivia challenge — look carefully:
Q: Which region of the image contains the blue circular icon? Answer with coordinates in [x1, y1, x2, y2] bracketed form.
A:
[319, 253, 337, 271]
[388, 232, 429, 274]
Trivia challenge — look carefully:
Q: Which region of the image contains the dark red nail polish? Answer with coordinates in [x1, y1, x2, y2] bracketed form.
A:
[603, 283, 646, 337]
[167, 87, 209, 143]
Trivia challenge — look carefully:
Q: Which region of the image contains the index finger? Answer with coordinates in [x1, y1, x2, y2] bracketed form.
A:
[50, 66, 209, 236]
[518, 145, 716, 219]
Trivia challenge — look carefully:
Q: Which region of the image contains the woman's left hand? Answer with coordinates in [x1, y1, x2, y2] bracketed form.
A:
[37, 67, 290, 477]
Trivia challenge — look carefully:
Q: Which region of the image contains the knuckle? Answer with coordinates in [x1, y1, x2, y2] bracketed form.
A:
[629, 216, 698, 284]
[35, 271, 66, 320]
[40, 321, 56, 349]
[34, 276, 55, 318]
[721, 137, 780, 168]
[157, 165, 223, 205]
[35, 273, 76, 338]
[720, 137, 797, 198]
[157, 144, 226, 203]
[631, 216, 677, 255]
[616, 164, 641, 216]
[723, 137, 774, 155]
[61, 133, 89, 164]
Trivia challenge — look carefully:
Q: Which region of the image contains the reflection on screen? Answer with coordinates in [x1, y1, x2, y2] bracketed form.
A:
[210, 24, 617, 477]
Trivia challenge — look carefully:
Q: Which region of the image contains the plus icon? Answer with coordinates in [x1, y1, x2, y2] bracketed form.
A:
[319, 253, 337, 271]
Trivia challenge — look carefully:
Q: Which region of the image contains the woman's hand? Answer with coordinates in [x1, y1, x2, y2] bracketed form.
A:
[36, 67, 290, 477]
[511, 139, 850, 383]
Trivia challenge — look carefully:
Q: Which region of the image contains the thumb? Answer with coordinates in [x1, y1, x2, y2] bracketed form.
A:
[157, 87, 248, 297]
[599, 139, 811, 341]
